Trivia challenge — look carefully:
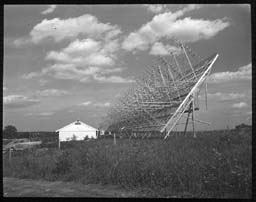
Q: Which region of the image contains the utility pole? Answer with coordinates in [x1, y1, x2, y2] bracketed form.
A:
[58, 132, 61, 150]
[9, 148, 12, 164]
[114, 133, 116, 145]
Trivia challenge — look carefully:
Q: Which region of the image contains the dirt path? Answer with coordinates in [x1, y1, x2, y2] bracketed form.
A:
[3, 177, 142, 197]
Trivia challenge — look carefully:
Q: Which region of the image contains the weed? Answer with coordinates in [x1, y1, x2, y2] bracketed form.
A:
[3, 129, 251, 198]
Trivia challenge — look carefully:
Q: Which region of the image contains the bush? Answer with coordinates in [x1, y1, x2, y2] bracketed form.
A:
[3, 130, 251, 198]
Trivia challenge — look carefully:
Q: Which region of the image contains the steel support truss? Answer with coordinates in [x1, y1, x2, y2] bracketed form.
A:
[100, 38, 219, 139]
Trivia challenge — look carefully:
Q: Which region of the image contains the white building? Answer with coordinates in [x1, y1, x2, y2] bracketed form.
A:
[56, 120, 98, 142]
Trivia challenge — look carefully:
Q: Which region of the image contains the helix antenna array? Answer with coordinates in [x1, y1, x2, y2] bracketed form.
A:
[100, 38, 218, 138]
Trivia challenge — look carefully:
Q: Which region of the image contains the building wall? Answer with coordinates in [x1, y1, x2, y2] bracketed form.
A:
[59, 130, 97, 142]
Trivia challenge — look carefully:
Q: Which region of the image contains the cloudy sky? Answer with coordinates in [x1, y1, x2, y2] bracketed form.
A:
[3, 4, 251, 131]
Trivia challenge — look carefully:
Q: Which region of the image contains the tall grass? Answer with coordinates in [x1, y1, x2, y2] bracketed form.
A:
[3, 130, 251, 198]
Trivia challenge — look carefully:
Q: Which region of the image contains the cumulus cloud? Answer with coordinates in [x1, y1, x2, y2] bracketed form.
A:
[36, 89, 70, 97]
[246, 111, 252, 115]
[23, 36, 132, 83]
[79, 101, 92, 106]
[42, 64, 99, 81]
[122, 5, 229, 52]
[30, 14, 121, 43]
[23, 63, 131, 83]
[100, 67, 123, 74]
[3, 95, 40, 108]
[207, 92, 246, 100]
[46, 38, 115, 66]
[208, 63, 251, 83]
[13, 38, 31, 47]
[144, 4, 168, 13]
[25, 112, 54, 116]
[39, 79, 48, 86]
[181, 4, 203, 12]
[150, 42, 169, 55]
[164, 17, 229, 42]
[238, 63, 251, 72]
[145, 4, 202, 15]
[245, 111, 252, 121]
[232, 102, 248, 109]
[149, 42, 181, 55]
[78, 101, 111, 108]
[93, 75, 134, 83]
[63, 38, 101, 54]
[122, 32, 149, 52]
[234, 4, 250, 11]
[93, 102, 111, 107]
[41, 5, 57, 15]
[21, 13, 130, 84]
[39, 112, 54, 116]
[22, 72, 42, 79]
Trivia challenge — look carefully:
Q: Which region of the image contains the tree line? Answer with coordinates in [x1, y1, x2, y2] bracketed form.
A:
[3, 125, 17, 139]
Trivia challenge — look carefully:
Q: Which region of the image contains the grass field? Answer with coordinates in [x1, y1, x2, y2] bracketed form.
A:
[3, 129, 252, 198]
[3, 177, 141, 197]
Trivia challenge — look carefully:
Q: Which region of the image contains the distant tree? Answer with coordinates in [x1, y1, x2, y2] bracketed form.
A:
[235, 123, 251, 130]
[3, 125, 17, 139]
[71, 134, 77, 141]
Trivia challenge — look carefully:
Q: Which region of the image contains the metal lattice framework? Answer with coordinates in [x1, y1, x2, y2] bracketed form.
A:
[100, 39, 219, 139]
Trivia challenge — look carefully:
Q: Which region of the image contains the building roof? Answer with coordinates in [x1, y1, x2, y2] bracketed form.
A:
[56, 120, 97, 132]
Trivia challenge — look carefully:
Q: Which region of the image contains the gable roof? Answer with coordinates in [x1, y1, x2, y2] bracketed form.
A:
[56, 120, 97, 132]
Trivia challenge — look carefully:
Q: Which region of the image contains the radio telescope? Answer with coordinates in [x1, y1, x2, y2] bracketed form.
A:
[101, 38, 219, 139]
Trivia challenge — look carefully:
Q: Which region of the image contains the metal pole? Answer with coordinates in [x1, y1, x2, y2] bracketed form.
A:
[158, 65, 172, 102]
[172, 53, 190, 85]
[192, 97, 196, 138]
[172, 53, 183, 76]
[58, 133, 60, 150]
[184, 103, 192, 136]
[205, 79, 208, 110]
[181, 42, 197, 80]
[114, 133, 116, 145]
[160, 57, 182, 101]
[9, 148, 12, 164]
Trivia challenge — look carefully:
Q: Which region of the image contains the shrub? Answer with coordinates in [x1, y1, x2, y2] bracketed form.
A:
[3, 130, 251, 198]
